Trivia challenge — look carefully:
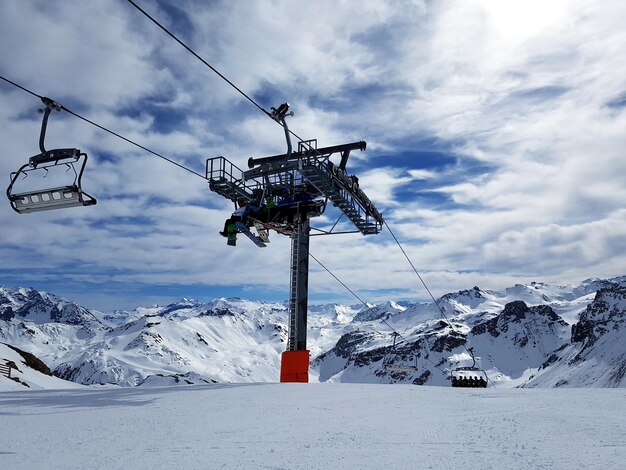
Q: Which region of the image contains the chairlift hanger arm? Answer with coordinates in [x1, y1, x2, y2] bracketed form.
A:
[38, 103, 53, 155]
[31, 97, 63, 166]
[270, 103, 294, 160]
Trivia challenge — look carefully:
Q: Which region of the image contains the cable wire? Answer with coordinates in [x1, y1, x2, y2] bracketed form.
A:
[0, 75, 44, 99]
[310, 252, 376, 318]
[310, 252, 449, 377]
[127, 0, 271, 119]
[60, 105, 206, 179]
[0, 74, 206, 180]
[383, 220, 451, 323]
[383, 220, 495, 387]
[126, 0, 315, 153]
[310, 251, 409, 342]
[383, 220, 467, 339]
[309, 252, 412, 348]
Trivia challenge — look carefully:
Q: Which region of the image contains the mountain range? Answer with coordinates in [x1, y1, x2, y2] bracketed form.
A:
[1, 276, 625, 389]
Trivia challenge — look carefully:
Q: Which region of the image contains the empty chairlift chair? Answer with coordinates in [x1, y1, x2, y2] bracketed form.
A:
[382, 332, 418, 373]
[6, 97, 96, 214]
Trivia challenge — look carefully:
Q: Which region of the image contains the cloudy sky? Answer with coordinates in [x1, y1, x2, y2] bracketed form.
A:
[0, 0, 624, 312]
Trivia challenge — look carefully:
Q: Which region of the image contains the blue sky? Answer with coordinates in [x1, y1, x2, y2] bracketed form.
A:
[1, 0, 625, 312]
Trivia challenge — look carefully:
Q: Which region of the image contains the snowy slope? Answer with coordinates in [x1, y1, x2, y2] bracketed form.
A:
[0, 383, 625, 470]
[50, 298, 291, 386]
[0, 342, 83, 391]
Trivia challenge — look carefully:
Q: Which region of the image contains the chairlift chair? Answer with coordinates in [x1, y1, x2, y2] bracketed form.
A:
[450, 348, 488, 388]
[6, 97, 96, 214]
[382, 332, 418, 372]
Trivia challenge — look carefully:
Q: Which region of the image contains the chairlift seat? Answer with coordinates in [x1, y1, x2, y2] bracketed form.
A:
[29, 148, 81, 167]
[9, 185, 96, 214]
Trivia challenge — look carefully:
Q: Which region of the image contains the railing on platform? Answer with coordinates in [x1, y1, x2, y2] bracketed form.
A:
[206, 156, 260, 203]
[0, 361, 15, 379]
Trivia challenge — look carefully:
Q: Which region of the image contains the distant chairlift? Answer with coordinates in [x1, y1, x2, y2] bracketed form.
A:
[382, 332, 418, 372]
[450, 347, 488, 388]
[6, 97, 96, 214]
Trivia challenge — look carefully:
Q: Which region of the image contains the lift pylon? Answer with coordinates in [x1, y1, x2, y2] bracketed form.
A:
[281, 219, 311, 382]
[206, 103, 383, 382]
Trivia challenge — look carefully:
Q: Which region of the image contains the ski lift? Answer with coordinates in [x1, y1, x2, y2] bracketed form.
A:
[6, 97, 96, 214]
[382, 332, 418, 372]
[450, 347, 488, 388]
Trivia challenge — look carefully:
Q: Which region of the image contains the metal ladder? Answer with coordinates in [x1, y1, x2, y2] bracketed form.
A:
[287, 230, 300, 351]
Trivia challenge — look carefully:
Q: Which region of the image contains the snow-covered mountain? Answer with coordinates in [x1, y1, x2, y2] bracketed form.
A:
[522, 283, 626, 387]
[1, 291, 291, 386]
[1, 277, 625, 389]
[0, 286, 105, 330]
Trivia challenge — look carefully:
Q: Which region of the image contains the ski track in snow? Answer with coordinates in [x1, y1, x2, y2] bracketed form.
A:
[0, 383, 624, 470]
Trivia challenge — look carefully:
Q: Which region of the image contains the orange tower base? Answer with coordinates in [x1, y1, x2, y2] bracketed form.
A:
[280, 350, 310, 383]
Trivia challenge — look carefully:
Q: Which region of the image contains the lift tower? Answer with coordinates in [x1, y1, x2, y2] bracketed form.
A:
[206, 104, 383, 382]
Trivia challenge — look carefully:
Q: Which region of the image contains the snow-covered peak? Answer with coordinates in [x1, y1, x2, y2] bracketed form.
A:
[571, 285, 626, 345]
[0, 285, 105, 331]
[158, 298, 202, 318]
[440, 286, 486, 309]
[308, 303, 361, 324]
[352, 300, 406, 322]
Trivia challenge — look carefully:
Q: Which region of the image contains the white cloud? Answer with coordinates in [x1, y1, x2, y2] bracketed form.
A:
[357, 167, 415, 207]
[0, 0, 624, 310]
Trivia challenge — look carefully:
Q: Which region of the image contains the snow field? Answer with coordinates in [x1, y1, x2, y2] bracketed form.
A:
[0, 383, 624, 469]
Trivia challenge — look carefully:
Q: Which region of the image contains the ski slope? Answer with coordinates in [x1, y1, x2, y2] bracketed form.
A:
[0, 383, 624, 469]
